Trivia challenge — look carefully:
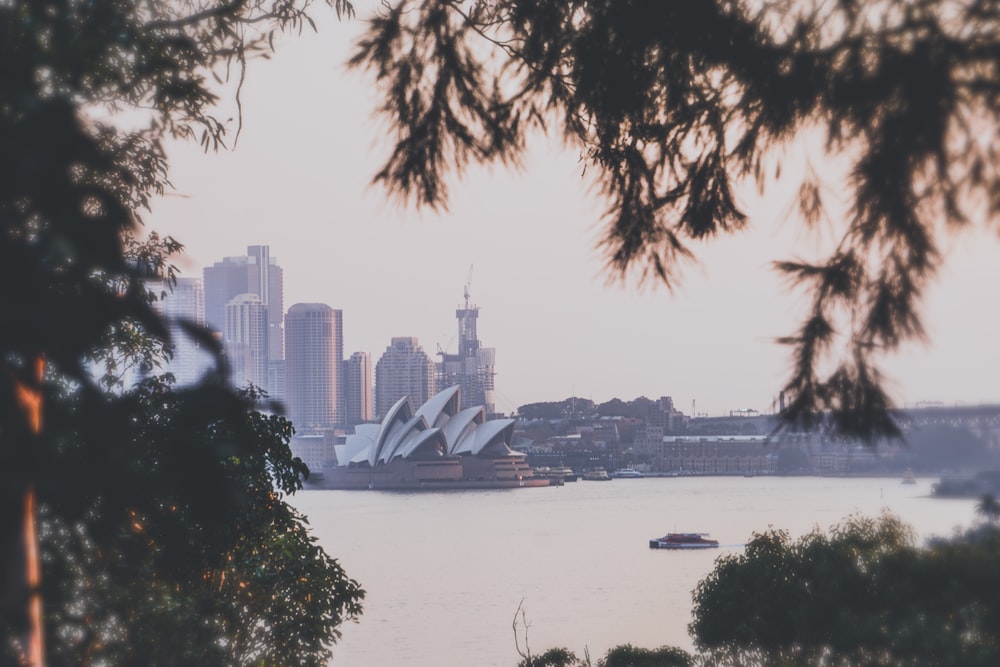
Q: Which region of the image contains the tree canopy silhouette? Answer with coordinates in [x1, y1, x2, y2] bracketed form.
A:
[691, 513, 1000, 665]
[349, 0, 1000, 439]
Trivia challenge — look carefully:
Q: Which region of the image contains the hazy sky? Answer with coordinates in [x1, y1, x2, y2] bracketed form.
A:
[146, 3, 1000, 416]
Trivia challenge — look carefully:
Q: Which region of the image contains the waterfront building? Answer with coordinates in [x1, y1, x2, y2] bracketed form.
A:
[290, 431, 339, 474]
[645, 396, 687, 432]
[285, 303, 343, 429]
[223, 293, 269, 390]
[437, 283, 496, 414]
[203, 245, 284, 364]
[811, 446, 878, 474]
[644, 435, 778, 475]
[343, 351, 373, 426]
[375, 337, 437, 419]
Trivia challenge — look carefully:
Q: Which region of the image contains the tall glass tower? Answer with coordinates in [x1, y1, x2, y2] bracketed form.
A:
[285, 303, 343, 429]
[342, 351, 373, 426]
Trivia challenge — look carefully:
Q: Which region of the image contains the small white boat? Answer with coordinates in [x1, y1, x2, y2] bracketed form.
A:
[612, 468, 644, 479]
[582, 467, 612, 481]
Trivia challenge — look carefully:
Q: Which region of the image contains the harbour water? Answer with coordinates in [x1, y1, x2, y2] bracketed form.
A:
[292, 476, 977, 666]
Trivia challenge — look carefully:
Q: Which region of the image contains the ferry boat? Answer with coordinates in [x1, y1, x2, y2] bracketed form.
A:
[549, 465, 578, 482]
[612, 468, 644, 479]
[902, 468, 917, 485]
[529, 467, 566, 486]
[649, 532, 719, 550]
[582, 467, 612, 481]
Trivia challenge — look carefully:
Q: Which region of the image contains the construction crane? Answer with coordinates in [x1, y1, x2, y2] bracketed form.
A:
[463, 264, 474, 309]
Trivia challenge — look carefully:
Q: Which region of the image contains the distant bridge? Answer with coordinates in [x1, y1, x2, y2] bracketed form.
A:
[891, 405, 1000, 449]
[890, 404, 1000, 430]
[689, 404, 1000, 448]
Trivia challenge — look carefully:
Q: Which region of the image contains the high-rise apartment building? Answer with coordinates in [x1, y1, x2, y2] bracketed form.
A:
[374, 337, 437, 418]
[203, 245, 284, 363]
[223, 293, 269, 390]
[285, 303, 343, 429]
[342, 351, 373, 426]
[149, 277, 210, 386]
[267, 361, 286, 403]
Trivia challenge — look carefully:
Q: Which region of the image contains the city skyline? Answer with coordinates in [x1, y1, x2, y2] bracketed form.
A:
[161, 254, 723, 420]
[145, 4, 1000, 417]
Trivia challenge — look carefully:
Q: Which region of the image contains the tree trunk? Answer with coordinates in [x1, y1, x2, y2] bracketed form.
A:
[1, 357, 45, 665]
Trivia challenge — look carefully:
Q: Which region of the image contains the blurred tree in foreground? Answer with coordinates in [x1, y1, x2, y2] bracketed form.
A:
[596, 645, 693, 667]
[513, 596, 694, 667]
[350, 0, 1000, 439]
[516, 644, 692, 667]
[42, 380, 363, 666]
[976, 493, 1000, 525]
[1, 0, 361, 662]
[691, 514, 1000, 666]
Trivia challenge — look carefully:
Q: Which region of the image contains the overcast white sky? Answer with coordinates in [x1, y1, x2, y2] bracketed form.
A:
[145, 3, 1000, 416]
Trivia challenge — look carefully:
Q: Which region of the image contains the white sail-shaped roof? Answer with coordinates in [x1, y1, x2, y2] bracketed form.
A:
[416, 385, 461, 428]
[337, 388, 517, 467]
[470, 418, 515, 456]
[354, 423, 381, 440]
[378, 415, 429, 464]
[341, 427, 377, 465]
[350, 448, 373, 464]
[369, 395, 414, 466]
[444, 406, 486, 454]
[393, 427, 447, 460]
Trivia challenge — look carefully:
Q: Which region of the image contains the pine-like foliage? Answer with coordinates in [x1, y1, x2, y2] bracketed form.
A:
[351, 0, 1000, 439]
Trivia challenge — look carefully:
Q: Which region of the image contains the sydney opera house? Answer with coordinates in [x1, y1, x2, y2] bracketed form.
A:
[318, 385, 550, 489]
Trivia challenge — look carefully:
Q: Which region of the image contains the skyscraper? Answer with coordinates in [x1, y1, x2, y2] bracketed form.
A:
[149, 277, 210, 386]
[223, 293, 268, 390]
[203, 245, 284, 363]
[342, 351, 373, 426]
[267, 361, 286, 403]
[375, 337, 437, 418]
[285, 303, 343, 429]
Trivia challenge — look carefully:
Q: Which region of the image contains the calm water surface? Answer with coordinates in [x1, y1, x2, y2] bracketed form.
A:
[292, 476, 976, 666]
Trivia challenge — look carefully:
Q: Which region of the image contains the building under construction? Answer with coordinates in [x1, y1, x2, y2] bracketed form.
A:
[437, 271, 497, 416]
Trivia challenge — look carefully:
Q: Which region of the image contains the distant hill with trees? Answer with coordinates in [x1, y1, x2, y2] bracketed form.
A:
[518, 396, 674, 421]
[517, 398, 597, 421]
